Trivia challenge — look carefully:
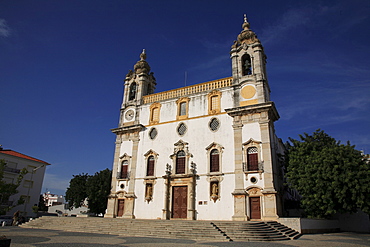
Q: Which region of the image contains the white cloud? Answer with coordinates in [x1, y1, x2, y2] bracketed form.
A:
[259, 3, 342, 46]
[0, 19, 10, 37]
[260, 7, 313, 45]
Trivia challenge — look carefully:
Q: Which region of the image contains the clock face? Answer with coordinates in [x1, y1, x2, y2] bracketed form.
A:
[125, 109, 135, 121]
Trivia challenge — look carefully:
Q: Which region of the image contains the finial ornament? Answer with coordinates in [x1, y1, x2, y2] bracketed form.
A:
[134, 49, 150, 74]
[232, 14, 260, 46]
[140, 49, 147, 61]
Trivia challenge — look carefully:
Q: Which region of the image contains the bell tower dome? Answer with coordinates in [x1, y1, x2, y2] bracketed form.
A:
[119, 49, 156, 126]
[230, 15, 270, 107]
[122, 49, 156, 107]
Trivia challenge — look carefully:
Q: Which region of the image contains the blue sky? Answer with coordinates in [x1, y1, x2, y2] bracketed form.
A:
[1, 0, 369, 196]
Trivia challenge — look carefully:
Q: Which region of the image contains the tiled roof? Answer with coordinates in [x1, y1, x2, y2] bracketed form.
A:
[0, 149, 50, 165]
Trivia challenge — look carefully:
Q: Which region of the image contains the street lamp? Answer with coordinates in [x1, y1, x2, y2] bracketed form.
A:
[23, 164, 45, 216]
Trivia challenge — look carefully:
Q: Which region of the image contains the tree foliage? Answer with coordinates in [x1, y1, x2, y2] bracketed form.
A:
[37, 194, 48, 212]
[65, 173, 89, 209]
[86, 169, 112, 215]
[65, 169, 112, 215]
[285, 129, 370, 218]
[0, 159, 28, 215]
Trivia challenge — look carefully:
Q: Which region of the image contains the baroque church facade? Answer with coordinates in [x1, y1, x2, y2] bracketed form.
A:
[105, 16, 285, 221]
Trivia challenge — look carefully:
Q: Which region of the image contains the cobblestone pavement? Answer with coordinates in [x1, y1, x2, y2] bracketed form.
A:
[0, 227, 369, 247]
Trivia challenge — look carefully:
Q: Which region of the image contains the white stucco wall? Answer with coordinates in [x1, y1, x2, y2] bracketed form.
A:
[118, 87, 240, 220]
[0, 153, 48, 217]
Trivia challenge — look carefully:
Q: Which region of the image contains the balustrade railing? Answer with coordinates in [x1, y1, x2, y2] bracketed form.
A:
[143, 77, 232, 104]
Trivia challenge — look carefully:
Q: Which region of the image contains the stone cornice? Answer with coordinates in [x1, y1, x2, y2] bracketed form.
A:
[225, 101, 280, 122]
[111, 124, 145, 135]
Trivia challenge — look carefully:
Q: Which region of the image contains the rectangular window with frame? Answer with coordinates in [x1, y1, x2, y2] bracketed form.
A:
[146, 156, 155, 176]
[152, 107, 159, 122]
[211, 96, 219, 111]
[179, 102, 187, 116]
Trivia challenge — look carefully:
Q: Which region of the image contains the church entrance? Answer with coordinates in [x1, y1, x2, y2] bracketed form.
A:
[171, 186, 187, 218]
[117, 199, 125, 217]
[249, 197, 261, 219]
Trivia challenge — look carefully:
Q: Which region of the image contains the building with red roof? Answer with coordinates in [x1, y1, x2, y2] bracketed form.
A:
[0, 146, 49, 217]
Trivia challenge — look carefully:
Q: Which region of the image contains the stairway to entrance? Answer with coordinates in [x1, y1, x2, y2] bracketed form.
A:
[20, 217, 301, 242]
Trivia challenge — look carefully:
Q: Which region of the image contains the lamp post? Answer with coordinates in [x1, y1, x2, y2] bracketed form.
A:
[23, 164, 45, 216]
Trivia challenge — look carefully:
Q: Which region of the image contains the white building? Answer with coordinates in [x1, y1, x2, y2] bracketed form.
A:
[106, 16, 285, 221]
[0, 147, 49, 217]
[43, 191, 64, 207]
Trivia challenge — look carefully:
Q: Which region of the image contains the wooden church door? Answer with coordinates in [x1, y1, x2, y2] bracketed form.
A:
[171, 186, 187, 218]
[117, 199, 125, 217]
[250, 197, 261, 219]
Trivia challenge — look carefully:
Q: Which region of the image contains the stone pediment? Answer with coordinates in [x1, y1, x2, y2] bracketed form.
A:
[242, 138, 262, 146]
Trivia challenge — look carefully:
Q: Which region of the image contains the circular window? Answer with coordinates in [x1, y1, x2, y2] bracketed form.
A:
[250, 177, 257, 184]
[120, 183, 125, 189]
[177, 123, 187, 136]
[209, 118, 220, 132]
[149, 128, 158, 140]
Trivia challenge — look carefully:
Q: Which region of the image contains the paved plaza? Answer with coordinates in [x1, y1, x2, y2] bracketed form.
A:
[0, 227, 369, 247]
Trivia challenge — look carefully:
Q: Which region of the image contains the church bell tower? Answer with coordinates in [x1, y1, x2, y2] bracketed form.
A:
[230, 15, 270, 107]
[227, 15, 281, 221]
[120, 49, 156, 126]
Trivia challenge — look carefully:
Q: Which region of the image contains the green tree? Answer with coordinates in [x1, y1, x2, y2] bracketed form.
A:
[0, 159, 28, 215]
[86, 168, 112, 215]
[37, 194, 48, 212]
[285, 129, 370, 218]
[65, 173, 89, 209]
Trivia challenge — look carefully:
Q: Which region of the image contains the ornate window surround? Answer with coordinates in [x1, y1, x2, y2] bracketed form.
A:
[176, 97, 190, 120]
[169, 140, 192, 176]
[143, 149, 159, 178]
[242, 138, 263, 173]
[205, 142, 224, 175]
[207, 90, 222, 115]
[118, 153, 132, 180]
[149, 102, 161, 125]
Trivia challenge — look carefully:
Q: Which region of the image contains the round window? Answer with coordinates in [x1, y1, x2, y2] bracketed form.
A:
[209, 118, 220, 132]
[149, 128, 158, 140]
[250, 177, 257, 184]
[177, 123, 187, 136]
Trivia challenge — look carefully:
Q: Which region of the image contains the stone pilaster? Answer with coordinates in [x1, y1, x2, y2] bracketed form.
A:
[104, 135, 121, 218]
[232, 118, 248, 221]
[259, 120, 278, 221]
[259, 121, 275, 191]
[188, 169, 197, 220]
[105, 195, 117, 218]
[123, 134, 140, 219]
[162, 173, 171, 220]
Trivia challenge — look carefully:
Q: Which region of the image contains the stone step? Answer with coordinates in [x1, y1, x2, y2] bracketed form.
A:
[21, 217, 300, 242]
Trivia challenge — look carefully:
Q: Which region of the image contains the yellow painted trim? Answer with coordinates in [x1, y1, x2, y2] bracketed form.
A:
[145, 112, 228, 127]
[240, 99, 258, 106]
[241, 85, 256, 99]
[143, 77, 232, 104]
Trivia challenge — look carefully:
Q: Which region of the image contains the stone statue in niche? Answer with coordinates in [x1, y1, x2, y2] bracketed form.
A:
[145, 184, 153, 203]
[211, 182, 219, 202]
